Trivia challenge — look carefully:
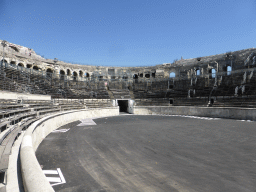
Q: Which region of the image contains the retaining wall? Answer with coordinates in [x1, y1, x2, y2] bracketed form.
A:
[133, 106, 256, 121]
[20, 107, 119, 192]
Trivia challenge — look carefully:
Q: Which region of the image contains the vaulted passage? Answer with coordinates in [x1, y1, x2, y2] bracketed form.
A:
[117, 100, 128, 112]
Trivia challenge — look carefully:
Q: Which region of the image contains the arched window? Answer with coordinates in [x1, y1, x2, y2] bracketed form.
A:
[169, 72, 176, 78]
[227, 66, 232, 75]
[209, 68, 216, 78]
[196, 69, 200, 76]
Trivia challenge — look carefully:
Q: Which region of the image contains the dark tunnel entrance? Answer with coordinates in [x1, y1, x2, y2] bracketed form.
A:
[117, 100, 129, 113]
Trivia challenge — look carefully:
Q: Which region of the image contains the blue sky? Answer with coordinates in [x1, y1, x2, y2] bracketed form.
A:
[0, 0, 255, 67]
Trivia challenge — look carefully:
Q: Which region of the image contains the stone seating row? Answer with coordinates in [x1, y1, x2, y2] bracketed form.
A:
[0, 98, 93, 191]
[134, 98, 170, 106]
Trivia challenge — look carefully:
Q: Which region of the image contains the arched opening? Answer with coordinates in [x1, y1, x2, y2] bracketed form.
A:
[169, 84, 174, 89]
[227, 66, 232, 75]
[18, 63, 24, 67]
[46, 68, 53, 73]
[46, 68, 53, 77]
[223, 65, 232, 75]
[33, 66, 39, 70]
[139, 73, 143, 78]
[196, 69, 200, 76]
[169, 72, 176, 78]
[60, 70, 65, 80]
[209, 68, 216, 78]
[10, 61, 16, 66]
[79, 70, 83, 77]
[67, 69, 71, 76]
[145, 74, 150, 78]
[27, 64, 32, 68]
[73, 71, 78, 81]
[133, 74, 138, 79]
[84, 72, 90, 78]
[1, 59, 8, 64]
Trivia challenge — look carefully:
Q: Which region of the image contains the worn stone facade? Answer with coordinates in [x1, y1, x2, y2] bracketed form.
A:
[1, 40, 255, 81]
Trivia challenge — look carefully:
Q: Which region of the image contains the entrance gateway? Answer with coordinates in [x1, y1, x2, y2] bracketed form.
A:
[116, 99, 134, 113]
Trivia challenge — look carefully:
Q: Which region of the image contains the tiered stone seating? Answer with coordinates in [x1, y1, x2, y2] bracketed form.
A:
[173, 97, 208, 107]
[84, 99, 113, 108]
[110, 88, 131, 99]
[135, 98, 170, 106]
[0, 98, 90, 190]
[212, 96, 256, 108]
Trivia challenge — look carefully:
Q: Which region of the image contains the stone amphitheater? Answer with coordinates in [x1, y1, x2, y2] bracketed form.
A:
[1, 39, 256, 191]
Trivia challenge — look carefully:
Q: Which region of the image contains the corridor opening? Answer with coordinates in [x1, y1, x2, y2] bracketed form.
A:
[117, 100, 129, 113]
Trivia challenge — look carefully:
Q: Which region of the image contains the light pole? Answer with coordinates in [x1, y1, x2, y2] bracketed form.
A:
[1, 40, 7, 67]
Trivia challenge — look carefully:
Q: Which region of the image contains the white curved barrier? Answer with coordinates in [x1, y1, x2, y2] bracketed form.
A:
[20, 107, 119, 192]
[133, 106, 256, 121]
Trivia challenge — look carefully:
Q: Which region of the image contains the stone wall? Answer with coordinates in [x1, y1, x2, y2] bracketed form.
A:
[1, 40, 255, 81]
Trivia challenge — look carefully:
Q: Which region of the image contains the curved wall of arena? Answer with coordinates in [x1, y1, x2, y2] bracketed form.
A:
[1, 40, 256, 81]
[20, 107, 119, 192]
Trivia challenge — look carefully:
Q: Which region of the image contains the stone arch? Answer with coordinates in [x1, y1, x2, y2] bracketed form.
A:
[18, 63, 24, 67]
[79, 70, 83, 77]
[60, 70, 65, 80]
[27, 64, 32, 68]
[223, 65, 232, 75]
[33, 66, 39, 70]
[84, 72, 90, 78]
[67, 69, 71, 76]
[227, 66, 232, 75]
[46, 68, 53, 73]
[73, 71, 78, 76]
[60, 69, 65, 75]
[145, 74, 150, 78]
[1, 59, 8, 64]
[209, 68, 216, 78]
[196, 68, 201, 76]
[133, 74, 138, 79]
[10, 61, 16, 66]
[46, 68, 53, 77]
[73, 71, 78, 81]
[133, 74, 138, 83]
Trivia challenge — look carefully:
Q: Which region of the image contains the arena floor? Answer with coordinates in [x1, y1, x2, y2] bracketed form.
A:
[36, 114, 256, 192]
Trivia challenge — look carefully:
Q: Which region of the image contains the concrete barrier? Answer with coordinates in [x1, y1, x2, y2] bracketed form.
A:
[133, 106, 256, 121]
[20, 107, 119, 192]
